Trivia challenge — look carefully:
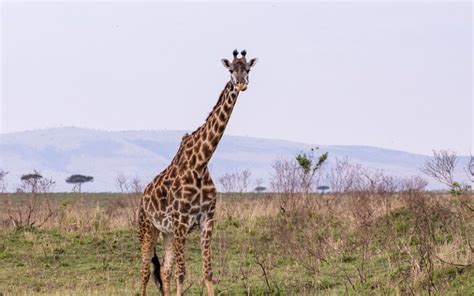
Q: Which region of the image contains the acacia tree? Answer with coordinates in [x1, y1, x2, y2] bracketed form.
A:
[20, 171, 44, 193]
[66, 174, 94, 193]
[7, 170, 55, 228]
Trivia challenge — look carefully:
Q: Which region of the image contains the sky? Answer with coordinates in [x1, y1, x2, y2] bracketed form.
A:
[1, 2, 472, 155]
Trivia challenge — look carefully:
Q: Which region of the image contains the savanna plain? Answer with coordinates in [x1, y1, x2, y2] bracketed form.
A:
[0, 188, 473, 295]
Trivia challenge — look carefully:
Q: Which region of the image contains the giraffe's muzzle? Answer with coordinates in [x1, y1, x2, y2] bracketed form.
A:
[236, 83, 248, 91]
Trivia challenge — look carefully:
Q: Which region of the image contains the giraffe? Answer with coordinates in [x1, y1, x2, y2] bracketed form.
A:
[138, 49, 258, 296]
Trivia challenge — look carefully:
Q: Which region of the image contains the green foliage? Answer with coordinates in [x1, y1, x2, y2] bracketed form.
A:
[449, 182, 463, 196]
[65, 174, 94, 184]
[296, 153, 312, 174]
[65, 174, 94, 192]
[295, 147, 328, 174]
[21, 172, 42, 181]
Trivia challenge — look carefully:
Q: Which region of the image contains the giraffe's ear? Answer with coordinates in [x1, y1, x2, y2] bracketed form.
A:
[221, 59, 232, 70]
[248, 58, 258, 68]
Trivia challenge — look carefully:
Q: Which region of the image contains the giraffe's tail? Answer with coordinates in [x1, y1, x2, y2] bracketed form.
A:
[151, 248, 163, 294]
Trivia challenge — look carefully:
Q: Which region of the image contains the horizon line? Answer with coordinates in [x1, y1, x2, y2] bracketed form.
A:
[2, 125, 470, 157]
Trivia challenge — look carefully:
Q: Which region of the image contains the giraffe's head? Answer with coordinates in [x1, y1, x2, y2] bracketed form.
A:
[221, 49, 258, 92]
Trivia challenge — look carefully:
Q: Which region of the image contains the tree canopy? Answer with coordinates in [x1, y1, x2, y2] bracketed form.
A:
[66, 174, 94, 192]
[21, 172, 43, 181]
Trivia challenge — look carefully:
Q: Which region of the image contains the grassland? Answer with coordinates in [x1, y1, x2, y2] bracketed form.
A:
[0, 192, 473, 295]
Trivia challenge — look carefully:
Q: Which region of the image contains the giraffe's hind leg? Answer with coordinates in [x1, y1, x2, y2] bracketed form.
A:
[161, 233, 175, 296]
[138, 208, 159, 296]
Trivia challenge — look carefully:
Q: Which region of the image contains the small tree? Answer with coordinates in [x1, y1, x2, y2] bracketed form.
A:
[255, 186, 267, 193]
[218, 170, 252, 194]
[20, 171, 44, 193]
[0, 170, 8, 193]
[115, 174, 144, 226]
[466, 155, 473, 190]
[271, 148, 328, 213]
[66, 174, 94, 193]
[421, 150, 463, 195]
[7, 170, 55, 228]
[295, 147, 328, 193]
[237, 170, 251, 194]
[317, 185, 329, 194]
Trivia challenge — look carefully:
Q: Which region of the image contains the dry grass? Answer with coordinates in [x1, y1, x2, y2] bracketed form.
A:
[0, 191, 473, 295]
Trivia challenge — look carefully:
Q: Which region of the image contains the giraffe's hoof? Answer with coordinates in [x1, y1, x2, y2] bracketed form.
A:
[201, 276, 219, 285]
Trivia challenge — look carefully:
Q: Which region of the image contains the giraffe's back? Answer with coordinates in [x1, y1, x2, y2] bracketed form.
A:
[140, 165, 216, 235]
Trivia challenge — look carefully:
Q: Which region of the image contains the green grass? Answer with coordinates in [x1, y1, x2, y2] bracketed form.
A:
[0, 193, 473, 295]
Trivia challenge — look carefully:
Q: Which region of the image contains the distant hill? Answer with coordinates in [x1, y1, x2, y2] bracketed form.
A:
[0, 127, 469, 192]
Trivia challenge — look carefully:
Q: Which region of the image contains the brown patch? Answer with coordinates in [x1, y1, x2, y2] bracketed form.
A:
[184, 185, 198, 196]
[193, 143, 200, 153]
[201, 143, 212, 158]
[210, 117, 217, 127]
[181, 202, 191, 213]
[196, 153, 204, 162]
[189, 154, 197, 167]
[173, 201, 180, 211]
[207, 131, 215, 142]
[172, 178, 182, 189]
[151, 196, 159, 210]
[170, 167, 177, 178]
[218, 110, 226, 122]
[183, 171, 193, 183]
[180, 215, 189, 224]
[185, 139, 194, 148]
[218, 124, 225, 133]
[163, 179, 172, 188]
[160, 197, 167, 209]
[209, 136, 218, 147]
[184, 148, 192, 158]
[201, 203, 210, 212]
[196, 176, 202, 187]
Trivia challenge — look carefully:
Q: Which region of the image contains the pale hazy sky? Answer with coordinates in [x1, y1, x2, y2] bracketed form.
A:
[1, 2, 472, 155]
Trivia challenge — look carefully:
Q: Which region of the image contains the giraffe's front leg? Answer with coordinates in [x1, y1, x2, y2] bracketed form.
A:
[138, 211, 158, 296]
[173, 229, 186, 296]
[200, 214, 216, 296]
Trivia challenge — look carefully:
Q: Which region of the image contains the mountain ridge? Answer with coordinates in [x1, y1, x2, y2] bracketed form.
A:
[0, 127, 469, 192]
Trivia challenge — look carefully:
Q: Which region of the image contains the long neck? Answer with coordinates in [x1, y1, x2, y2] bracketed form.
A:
[186, 81, 240, 172]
